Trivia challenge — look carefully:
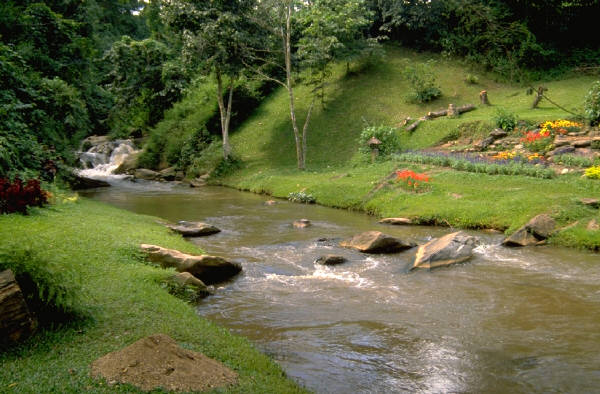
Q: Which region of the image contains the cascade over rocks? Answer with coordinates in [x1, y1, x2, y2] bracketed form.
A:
[90, 334, 238, 392]
[340, 231, 416, 253]
[502, 214, 556, 247]
[140, 244, 241, 285]
[412, 231, 479, 270]
[167, 221, 221, 237]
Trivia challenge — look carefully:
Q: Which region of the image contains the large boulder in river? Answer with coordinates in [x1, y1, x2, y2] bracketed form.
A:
[502, 214, 556, 247]
[412, 231, 479, 270]
[340, 231, 415, 254]
[140, 244, 241, 285]
[167, 221, 221, 237]
[113, 151, 140, 175]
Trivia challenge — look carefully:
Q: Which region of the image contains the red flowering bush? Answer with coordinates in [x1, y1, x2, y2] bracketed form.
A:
[0, 178, 48, 214]
[396, 170, 431, 192]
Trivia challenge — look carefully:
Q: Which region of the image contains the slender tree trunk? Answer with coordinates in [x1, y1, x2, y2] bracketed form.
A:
[301, 99, 315, 168]
[283, 3, 304, 170]
[215, 69, 234, 160]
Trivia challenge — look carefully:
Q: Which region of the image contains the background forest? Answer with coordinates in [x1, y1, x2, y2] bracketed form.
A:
[1, 0, 599, 178]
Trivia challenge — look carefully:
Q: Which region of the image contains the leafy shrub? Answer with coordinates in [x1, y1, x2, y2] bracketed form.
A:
[584, 166, 600, 179]
[211, 154, 242, 178]
[358, 125, 401, 159]
[553, 154, 595, 168]
[288, 191, 316, 204]
[493, 108, 518, 131]
[401, 61, 442, 103]
[584, 81, 600, 125]
[464, 74, 479, 84]
[0, 247, 86, 326]
[0, 178, 48, 214]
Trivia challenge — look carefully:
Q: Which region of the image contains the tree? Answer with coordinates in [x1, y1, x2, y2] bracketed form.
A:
[251, 0, 374, 170]
[163, 0, 259, 160]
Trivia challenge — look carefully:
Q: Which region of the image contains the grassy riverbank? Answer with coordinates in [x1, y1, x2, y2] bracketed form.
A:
[0, 199, 305, 393]
[210, 46, 600, 250]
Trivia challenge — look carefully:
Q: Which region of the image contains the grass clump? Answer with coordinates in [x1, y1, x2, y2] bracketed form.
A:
[492, 107, 518, 131]
[288, 191, 316, 204]
[0, 246, 87, 328]
[553, 154, 597, 168]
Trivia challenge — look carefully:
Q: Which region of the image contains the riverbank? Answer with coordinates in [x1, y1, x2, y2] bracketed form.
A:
[0, 199, 305, 393]
[218, 161, 600, 250]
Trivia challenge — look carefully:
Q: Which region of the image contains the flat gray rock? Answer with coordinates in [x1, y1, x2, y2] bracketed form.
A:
[167, 221, 221, 237]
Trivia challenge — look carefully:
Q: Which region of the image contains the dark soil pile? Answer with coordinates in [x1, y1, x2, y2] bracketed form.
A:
[90, 333, 238, 392]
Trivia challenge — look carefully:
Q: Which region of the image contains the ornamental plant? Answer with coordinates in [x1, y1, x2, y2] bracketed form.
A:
[584, 166, 600, 180]
[396, 169, 431, 192]
[520, 130, 553, 153]
[0, 178, 49, 214]
[539, 119, 582, 136]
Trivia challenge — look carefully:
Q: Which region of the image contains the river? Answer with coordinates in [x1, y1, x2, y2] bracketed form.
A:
[81, 181, 600, 393]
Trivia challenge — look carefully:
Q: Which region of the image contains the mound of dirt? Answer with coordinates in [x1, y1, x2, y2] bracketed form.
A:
[90, 334, 238, 392]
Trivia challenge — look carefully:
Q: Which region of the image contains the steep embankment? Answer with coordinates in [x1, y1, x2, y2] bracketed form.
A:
[216, 46, 600, 249]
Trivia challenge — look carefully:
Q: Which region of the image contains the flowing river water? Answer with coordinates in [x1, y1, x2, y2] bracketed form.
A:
[81, 181, 600, 393]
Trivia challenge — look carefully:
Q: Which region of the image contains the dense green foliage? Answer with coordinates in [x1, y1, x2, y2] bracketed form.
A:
[358, 125, 401, 159]
[401, 60, 442, 103]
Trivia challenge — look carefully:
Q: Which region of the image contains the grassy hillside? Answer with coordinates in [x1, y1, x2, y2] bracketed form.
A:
[212, 45, 600, 250]
[230, 46, 595, 169]
[0, 199, 305, 393]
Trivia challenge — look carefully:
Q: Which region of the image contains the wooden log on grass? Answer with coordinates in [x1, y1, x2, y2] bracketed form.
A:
[0, 269, 36, 344]
[406, 104, 476, 132]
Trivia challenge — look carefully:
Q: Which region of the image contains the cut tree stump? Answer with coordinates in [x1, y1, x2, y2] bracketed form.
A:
[532, 86, 547, 109]
[0, 269, 36, 345]
[480, 90, 490, 105]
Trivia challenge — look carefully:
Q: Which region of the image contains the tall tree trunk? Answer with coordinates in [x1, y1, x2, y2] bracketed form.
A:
[283, 3, 304, 170]
[215, 70, 234, 160]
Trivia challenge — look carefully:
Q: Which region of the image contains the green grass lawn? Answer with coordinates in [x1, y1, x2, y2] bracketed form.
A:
[212, 46, 600, 249]
[0, 199, 305, 393]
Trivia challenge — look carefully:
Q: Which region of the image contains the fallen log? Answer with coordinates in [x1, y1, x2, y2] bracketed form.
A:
[0, 269, 37, 345]
[406, 104, 476, 132]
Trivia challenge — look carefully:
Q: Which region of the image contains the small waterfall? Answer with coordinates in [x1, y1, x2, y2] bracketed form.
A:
[78, 138, 139, 181]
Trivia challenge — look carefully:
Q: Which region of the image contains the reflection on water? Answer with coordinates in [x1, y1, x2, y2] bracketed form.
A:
[81, 182, 600, 393]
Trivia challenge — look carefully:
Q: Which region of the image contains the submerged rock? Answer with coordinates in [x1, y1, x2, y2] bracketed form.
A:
[314, 255, 347, 266]
[412, 231, 479, 270]
[167, 221, 221, 237]
[140, 244, 241, 285]
[340, 231, 415, 254]
[502, 214, 556, 247]
[293, 219, 311, 228]
[378, 217, 413, 225]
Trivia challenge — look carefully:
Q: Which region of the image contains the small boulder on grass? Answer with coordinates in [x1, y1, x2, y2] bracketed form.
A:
[167, 221, 221, 237]
[340, 231, 415, 254]
[502, 214, 556, 247]
[412, 231, 479, 270]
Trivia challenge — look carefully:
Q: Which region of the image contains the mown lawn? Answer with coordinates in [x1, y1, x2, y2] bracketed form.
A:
[0, 199, 306, 393]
